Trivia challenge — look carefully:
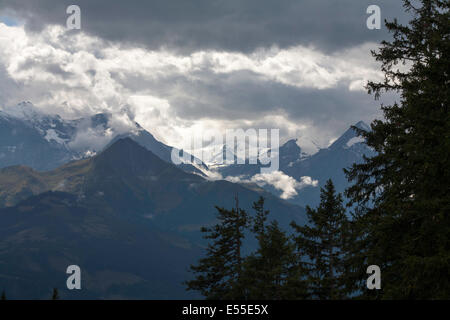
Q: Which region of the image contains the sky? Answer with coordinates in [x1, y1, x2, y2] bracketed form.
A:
[0, 0, 406, 149]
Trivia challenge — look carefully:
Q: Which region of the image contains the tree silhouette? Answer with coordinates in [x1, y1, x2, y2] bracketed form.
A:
[241, 197, 307, 299]
[185, 196, 249, 299]
[345, 0, 450, 299]
[292, 180, 349, 299]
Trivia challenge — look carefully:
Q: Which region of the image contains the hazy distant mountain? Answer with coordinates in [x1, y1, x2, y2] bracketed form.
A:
[0, 138, 305, 299]
[0, 102, 374, 208]
[0, 101, 207, 174]
[0, 102, 78, 171]
[281, 121, 375, 206]
[216, 121, 375, 207]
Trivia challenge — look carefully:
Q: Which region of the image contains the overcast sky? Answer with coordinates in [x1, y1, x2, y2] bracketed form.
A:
[0, 0, 406, 148]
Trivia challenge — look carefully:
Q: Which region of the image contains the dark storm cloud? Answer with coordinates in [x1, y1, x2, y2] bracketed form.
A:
[110, 67, 393, 139]
[0, 0, 407, 53]
[171, 72, 386, 127]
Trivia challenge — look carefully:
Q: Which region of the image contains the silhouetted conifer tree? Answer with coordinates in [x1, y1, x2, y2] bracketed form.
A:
[186, 196, 249, 299]
[345, 0, 450, 299]
[292, 180, 349, 299]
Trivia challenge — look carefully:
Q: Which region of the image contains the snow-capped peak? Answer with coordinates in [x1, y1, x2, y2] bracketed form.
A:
[1, 101, 45, 122]
[354, 120, 370, 132]
[296, 136, 322, 156]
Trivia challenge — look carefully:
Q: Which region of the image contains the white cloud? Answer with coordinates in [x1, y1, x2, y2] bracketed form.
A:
[206, 43, 382, 90]
[345, 136, 365, 148]
[67, 121, 115, 153]
[225, 171, 318, 200]
[0, 23, 384, 150]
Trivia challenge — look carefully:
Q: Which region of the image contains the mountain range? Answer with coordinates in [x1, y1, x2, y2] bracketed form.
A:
[0, 101, 207, 175]
[1, 102, 374, 208]
[0, 137, 305, 299]
[214, 121, 375, 207]
[0, 101, 375, 299]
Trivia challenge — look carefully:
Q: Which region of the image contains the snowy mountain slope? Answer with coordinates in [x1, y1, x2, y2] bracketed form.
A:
[0, 102, 208, 173]
[1, 101, 374, 207]
[214, 121, 375, 207]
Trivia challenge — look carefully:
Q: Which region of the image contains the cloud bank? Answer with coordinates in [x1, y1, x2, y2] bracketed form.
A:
[226, 172, 318, 200]
[0, 21, 397, 149]
[0, 0, 407, 53]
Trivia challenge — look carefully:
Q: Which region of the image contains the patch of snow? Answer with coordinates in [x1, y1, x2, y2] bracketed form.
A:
[44, 129, 67, 144]
[296, 137, 322, 156]
[345, 136, 365, 148]
[355, 121, 371, 132]
[83, 150, 97, 157]
[2, 101, 45, 122]
[201, 168, 223, 181]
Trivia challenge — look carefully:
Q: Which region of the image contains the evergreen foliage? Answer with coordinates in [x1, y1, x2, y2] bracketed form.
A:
[292, 180, 349, 299]
[344, 0, 450, 299]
